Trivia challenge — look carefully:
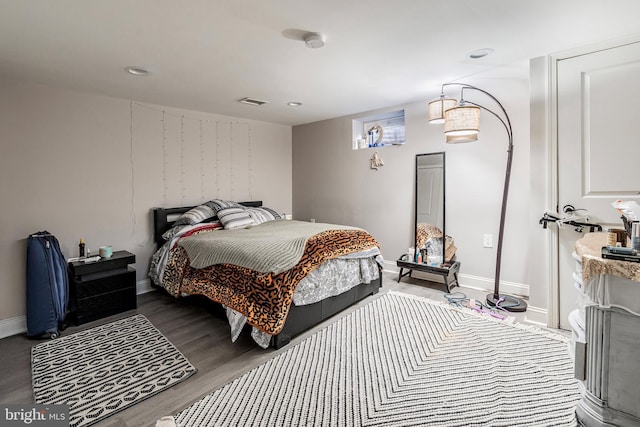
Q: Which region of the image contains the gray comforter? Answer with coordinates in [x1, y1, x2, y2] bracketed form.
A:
[178, 219, 361, 274]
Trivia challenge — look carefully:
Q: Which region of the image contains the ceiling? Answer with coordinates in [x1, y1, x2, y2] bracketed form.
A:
[1, 1, 639, 126]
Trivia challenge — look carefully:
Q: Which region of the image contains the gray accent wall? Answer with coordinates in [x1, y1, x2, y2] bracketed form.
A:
[0, 77, 292, 329]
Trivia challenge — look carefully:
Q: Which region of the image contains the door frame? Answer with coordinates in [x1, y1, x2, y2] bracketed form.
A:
[533, 35, 640, 328]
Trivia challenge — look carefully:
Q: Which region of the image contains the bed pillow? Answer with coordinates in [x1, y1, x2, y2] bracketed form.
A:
[173, 204, 216, 226]
[205, 199, 244, 214]
[162, 225, 187, 241]
[218, 207, 257, 230]
[246, 207, 281, 224]
[162, 221, 223, 241]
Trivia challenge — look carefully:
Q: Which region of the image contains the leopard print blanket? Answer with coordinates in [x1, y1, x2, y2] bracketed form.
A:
[162, 228, 380, 335]
[416, 223, 443, 249]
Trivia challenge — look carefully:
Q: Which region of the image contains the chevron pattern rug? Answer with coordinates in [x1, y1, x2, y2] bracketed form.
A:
[170, 292, 580, 427]
[32, 314, 196, 427]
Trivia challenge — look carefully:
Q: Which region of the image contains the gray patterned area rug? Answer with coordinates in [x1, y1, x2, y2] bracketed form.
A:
[169, 291, 580, 427]
[32, 314, 197, 427]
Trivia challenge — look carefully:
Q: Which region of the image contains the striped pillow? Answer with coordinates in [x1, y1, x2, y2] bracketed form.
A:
[246, 207, 281, 224]
[174, 204, 216, 226]
[205, 199, 243, 214]
[217, 207, 256, 230]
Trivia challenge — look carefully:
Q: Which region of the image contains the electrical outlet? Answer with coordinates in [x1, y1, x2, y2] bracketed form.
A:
[483, 234, 493, 248]
[310, 218, 316, 223]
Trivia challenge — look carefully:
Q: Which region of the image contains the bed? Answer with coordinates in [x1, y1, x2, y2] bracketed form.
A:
[149, 200, 383, 349]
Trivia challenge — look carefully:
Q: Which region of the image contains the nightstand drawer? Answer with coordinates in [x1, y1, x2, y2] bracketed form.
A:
[75, 286, 137, 325]
[68, 256, 137, 325]
[74, 268, 135, 299]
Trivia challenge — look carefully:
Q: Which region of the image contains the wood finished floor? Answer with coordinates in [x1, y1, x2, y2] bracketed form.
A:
[0, 272, 532, 427]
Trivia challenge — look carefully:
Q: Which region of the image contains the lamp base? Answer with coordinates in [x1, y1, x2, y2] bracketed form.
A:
[486, 293, 527, 312]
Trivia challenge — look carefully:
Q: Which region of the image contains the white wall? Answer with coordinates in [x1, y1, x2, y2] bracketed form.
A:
[0, 77, 292, 330]
[293, 78, 537, 310]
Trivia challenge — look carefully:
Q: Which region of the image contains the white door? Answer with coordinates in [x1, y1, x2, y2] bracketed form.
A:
[557, 41, 640, 329]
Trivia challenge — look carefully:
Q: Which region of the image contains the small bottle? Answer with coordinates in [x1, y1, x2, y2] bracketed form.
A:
[79, 238, 85, 257]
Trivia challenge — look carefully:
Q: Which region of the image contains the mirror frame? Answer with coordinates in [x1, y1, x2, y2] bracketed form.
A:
[414, 152, 446, 262]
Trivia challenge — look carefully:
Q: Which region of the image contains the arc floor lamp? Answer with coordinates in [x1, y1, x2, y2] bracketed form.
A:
[428, 83, 527, 312]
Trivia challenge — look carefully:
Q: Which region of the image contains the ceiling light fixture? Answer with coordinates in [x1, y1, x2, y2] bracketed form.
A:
[287, 102, 303, 107]
[126, 66, 151, 76]
[303, 32, 325, 49]
[468, 48, 494, 59]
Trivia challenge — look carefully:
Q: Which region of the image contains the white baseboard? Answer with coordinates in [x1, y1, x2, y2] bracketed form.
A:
[382, 260, 529, 298]
[382, 260, 400, 274]
[383, 260, 548, 325]
[136, 278, 155, 295]
[0, 279, 155, 339]
[0, 315, 27, 339]
[457, 273, 529, 298]
[522, 305, 548, 326]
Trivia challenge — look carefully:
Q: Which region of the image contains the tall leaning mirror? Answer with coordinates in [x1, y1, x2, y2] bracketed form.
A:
[415, 152, 445, 265]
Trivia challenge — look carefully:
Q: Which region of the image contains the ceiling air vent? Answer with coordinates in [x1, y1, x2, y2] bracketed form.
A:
[239, 97, 270, 106]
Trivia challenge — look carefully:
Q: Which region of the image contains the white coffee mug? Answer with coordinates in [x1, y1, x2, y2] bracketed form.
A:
[99, 245, 113, 258]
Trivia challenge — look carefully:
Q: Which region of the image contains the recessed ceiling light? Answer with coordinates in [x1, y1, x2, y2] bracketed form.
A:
[468, 48, 494, 59]
[126, 66, 151, 76]
[287, 102, 303, 107]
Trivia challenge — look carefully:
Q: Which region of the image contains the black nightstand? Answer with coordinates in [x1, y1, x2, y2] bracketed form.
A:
[67, 250, 136, 325]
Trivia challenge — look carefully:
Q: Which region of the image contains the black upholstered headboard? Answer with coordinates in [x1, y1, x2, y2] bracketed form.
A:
[152, 201, 263, 246]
